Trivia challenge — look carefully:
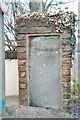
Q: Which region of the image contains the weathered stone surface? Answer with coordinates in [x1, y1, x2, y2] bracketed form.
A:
[16, 17, 38, 27]
[20, 100, 28, 106]
[62, 69, 71, 76]
[20, 97, 27, 101]
[18, 66, 26, 72]
[19, 72, 26, 78]
[63, 99, 71, 106]
[35, 27, 52, 33]
[62, 82, 71, 87]
[18, 53, 27, 60]
[62, 76, 71, 82]
[17, 34, 26, 40]
[19, 89, 27, 95]
[62, 86, 71, 93]
[62, 38, 71, 43]
[19, 92, 27, 100]
[63, 105, 71, 112]
[62, 58, 71, 64]
[17, 26, 52, 34]
[62, 46, 71, 51]
[62, 64, 71, 70]
[18, 47, 26, 53]
[62, 41, 70, 46]
[63, 99, 71, 112]
[62, 52, 71, 58]
[37, 19, 52, 27]
[18, 60, 26, 66]
[19, 77, 27, 83]
[62, 32, 71, 39]
[17, 40, 26, 47]
[19, 83, 27, 89]
[63, 93, 71, 99]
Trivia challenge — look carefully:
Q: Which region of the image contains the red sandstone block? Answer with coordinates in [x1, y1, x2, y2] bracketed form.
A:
[62, 76, 71, 82]
[17, 34, 26, 40]
[63, 99, 71, 111]
[19, 72, 26, 78]
[18, 66, 26, 72]
[62, 69, 71, 76]
[19, 77, 27, 83]
[63, 93, 71, 99]
[62, 64, 71, 70]
[18, 47, 26, 53]
[19, 92, 27, 100]
[62, 52, 71, 58]
[18, 53, 27, 60]
[18, 60, 26, 66]
[17, 40, 26, 47]
[20, 100, 28, 106]
[62, 82, 71, 87]
[62, 58, 71, 64]
[19, 83, 27, 89]
[19, 89, 27, 96]
[62, 87, 71, 93]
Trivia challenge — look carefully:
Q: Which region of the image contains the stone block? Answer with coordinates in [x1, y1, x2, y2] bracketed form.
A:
[62, 64, 71, 70]
[62, 52, 71, 58]
[63, 106, 71, 112]
[34, 27, 52, 33]
[62, 42, 70, 46]
[18, 53, 27, 60]
[19, 83, 27, 89]
[20, 100, 28, 106]
[62, 58, 71, 64]
[19, 89, 27, 96]
[62, 82, 71, 87]
[18, 60, 26, 66]
[63, 99, 71, 111]
[63, 86, 71, 93]
[19, 77, 27, 83]
[19, 72, 26, 78]
[17, 18, 38, 27]
[62, 76, 71, 82]
[37, 19, 52, 27]
[17, 40, 26, 47]
[18, 66, 26, 72]
[63, 93, 71, 99]
[19, 92, 27, 99]
[17, 34, 26, 40]
[18, 47, 26, 53]
[62, 32, 71, 39]
[62, 69, 71, 76]
[62, 45, 71, 52]
[17, 26, 52, 34]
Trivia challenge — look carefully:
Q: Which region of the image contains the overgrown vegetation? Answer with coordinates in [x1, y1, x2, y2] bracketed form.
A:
[71, 75, 80, 100]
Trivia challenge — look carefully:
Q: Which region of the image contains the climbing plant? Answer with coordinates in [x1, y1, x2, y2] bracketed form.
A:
[17, 9, 77, 60]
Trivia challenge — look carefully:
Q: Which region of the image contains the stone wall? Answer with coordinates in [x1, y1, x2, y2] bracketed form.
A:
[16, 16, 72, 112]
[61, 33, 71, 112]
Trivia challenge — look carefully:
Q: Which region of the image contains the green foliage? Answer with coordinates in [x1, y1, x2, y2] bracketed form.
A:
[71, 75, 80, 100]
[71, 29, 76, 60]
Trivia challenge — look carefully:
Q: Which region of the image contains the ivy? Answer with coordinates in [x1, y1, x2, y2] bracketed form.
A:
[71, 29, 76, 60]
[17, 9, 77, 62]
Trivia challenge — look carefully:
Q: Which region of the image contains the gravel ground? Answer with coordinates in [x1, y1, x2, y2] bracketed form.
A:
[0, 97, 79, 118]
[1, 105, 78, 118]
